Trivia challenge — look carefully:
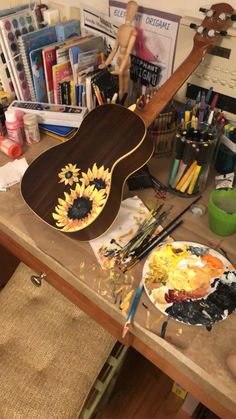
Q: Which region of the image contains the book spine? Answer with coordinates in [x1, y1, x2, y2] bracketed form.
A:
[42, 48, 57, 104]
[52, 62, 72, 105]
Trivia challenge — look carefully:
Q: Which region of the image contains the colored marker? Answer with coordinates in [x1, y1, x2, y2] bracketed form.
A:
[172, 141, 194, 188]
[187, 143, 210, 195]
[168, 134, 185, 187]
[198, 92, 206, 124]
[176, 145, 198, 191]
[210, 93, 219, 111]
[205, 86, 213, 104]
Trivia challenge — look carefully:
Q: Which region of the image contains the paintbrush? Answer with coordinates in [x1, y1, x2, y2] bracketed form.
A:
[117, 204, 166, 259]
[122, 277, 144, 339]
[124, 219, 184, 272]
[130, 195, 201, 261]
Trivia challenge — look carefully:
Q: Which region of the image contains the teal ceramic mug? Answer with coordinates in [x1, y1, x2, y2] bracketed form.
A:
[208, 189, 236, 236]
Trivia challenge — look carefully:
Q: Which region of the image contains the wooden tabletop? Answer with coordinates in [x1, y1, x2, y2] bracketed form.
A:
[0, 136, 235, 418]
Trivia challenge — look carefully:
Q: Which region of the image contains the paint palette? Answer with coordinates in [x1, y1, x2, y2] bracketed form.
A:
[143, 241, 236, 329]
[0, 9, 38, 100]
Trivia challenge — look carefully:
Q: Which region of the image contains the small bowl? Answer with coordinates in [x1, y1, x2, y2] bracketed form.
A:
[208, 189, 236, 236]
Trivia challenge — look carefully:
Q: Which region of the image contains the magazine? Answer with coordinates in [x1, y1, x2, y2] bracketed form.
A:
[109, 1, 180, 88]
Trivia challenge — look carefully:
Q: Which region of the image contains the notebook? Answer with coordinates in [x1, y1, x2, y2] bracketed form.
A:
[42, 35, 92, 104]
[30, 48, 48, 103]
[18, 25, 58, 101]
[68, 36, 105, 82]
[0, 9, 38, 101]
[55, 19, 80, 42]
[52, 61, 73, 104]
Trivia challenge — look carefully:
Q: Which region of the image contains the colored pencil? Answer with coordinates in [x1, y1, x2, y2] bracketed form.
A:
[122, 277, 144, 338]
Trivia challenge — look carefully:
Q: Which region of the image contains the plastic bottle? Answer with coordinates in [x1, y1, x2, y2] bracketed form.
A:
[0, 136, 22, 158]
[5, 109, 24, 145]
[15, 109, 26, 142]
[23, 114, 40, 144]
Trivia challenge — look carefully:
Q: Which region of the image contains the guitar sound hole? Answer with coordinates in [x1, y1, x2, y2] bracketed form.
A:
[68, 197, 92, 220]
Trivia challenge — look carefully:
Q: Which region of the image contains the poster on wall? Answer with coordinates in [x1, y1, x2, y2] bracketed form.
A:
[80, 6, 119, 60]
[109, 1, 180, 89]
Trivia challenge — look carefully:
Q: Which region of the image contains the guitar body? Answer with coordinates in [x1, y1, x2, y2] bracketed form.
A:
[21, 105, 151, 241]
[21, 3, 234, 241]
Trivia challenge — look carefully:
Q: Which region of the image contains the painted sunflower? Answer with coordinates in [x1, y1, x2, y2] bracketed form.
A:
[58, 163, 80, 186]
[81, 163, 111, 193]
[52, 182, 107, 232]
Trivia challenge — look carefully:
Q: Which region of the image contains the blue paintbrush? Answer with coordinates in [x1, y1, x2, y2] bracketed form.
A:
[122, 277, 144, 339]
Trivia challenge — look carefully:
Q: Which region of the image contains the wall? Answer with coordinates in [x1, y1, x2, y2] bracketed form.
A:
[3, 0, 236, 19]
[45, 0, 236, 19]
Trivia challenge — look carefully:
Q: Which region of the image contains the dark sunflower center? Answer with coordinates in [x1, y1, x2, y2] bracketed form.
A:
[65, 171, 73, 179]
[90, 178, 106, 190]
[68, 197, 92, 220]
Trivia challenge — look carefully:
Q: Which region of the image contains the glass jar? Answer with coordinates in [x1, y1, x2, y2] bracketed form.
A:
[168, 125, 218, 196]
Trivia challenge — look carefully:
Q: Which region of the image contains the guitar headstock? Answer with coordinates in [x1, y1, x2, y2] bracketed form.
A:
[192, 3, 235, 50]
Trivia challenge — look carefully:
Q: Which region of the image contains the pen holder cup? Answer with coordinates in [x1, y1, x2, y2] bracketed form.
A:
[148, 110, 177, 158]
[208, 188, 236, 236]
[168, 126, 218, 197]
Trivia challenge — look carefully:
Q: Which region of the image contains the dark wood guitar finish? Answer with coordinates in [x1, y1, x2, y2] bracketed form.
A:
[21, 3, 234, 241]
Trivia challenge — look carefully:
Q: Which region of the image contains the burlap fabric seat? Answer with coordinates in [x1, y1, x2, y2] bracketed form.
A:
[0, 263, 116, 419]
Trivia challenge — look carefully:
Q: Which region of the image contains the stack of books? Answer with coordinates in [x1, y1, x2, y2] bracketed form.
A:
[0, 5, 81, 103]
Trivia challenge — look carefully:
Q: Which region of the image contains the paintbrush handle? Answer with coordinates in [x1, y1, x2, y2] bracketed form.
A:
[137, 220, 183, 260]
[122, 280, 144, 338]
[125, 219, 183, 272]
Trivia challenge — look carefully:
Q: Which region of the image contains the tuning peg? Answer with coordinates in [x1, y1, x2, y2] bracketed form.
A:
[199, 7, 214, 17]
[189, 23, 205, 34]
[219, 12, 236, 21]
[207, 29, 228, 37]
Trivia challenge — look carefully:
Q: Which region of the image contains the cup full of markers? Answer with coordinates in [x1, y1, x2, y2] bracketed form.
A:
[168, 125, 218, 196]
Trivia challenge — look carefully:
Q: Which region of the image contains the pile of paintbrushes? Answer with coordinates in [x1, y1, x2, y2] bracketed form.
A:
[104, 203, 175, 271]
[103, 196, 202, 272]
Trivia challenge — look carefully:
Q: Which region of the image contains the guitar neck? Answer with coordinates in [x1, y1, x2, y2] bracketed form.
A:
[134, 44, 210, 128]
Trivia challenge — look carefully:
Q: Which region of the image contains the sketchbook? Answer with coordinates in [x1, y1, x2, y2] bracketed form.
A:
[18, 25, 58, 101]
[30, 48, 48, 103]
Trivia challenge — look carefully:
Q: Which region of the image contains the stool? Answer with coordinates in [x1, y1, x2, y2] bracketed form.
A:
[0, 263, 117, 419]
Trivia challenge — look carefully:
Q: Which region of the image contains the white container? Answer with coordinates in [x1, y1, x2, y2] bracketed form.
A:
[23, 114, 40, 145]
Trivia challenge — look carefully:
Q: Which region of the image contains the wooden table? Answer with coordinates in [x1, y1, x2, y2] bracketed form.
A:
[0, 137, 235, 418]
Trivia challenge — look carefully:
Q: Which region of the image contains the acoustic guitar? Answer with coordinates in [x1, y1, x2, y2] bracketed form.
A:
[21, 3, 234, 241]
